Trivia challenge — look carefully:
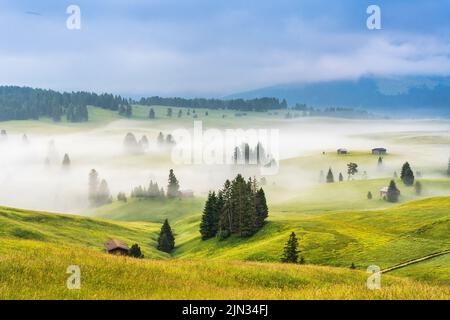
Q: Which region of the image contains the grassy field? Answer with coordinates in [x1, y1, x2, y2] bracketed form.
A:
[0, 206, 164, 259]
[0, 239, 448, 300]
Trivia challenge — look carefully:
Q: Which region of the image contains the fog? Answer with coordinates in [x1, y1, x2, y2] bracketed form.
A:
[0, 117, 449, 214]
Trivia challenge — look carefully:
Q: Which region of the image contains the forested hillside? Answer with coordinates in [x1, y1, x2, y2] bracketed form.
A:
[0, 86, 129, 122]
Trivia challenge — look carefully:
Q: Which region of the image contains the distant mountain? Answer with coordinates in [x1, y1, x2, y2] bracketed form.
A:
[227, 76, 450, 117]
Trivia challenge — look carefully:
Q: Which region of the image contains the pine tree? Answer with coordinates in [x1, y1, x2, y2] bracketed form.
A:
[347, 162, 358, 180]
[338, 173, 344, 182]
[199, 192, 218, 240]
[255, 188, 268, 228]
[367, 191, 372, 200]
[386, 180, 400, 203]
[157, 132, 165, 146]
[166, 108, 172, 117]
[88, 169, 99, 207]
[400, 162, 415, 186]
[167, 169, 180, 198]
[378, 157, 383, 166]
[447, 157, 450, 176]
[281, 232, 299, 263]
[414, 181, 422, 195]
[157, 219, 175, 253]
[97, 179, 112, 205]
[326, 168, 334, 183]
[129, 244, 144, 258]
[62, 153, 71, 167]
[178, 109, 182, 118]
[149, 108, 155, 119]
[393, 171, 398, 178]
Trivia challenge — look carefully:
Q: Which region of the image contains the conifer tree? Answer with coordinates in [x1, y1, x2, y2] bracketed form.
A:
[167, 169, 180, 198]
[97, 179, 112, 205]
[447, 157, 450, 176]
[62, 153, 71, 167]
[414, 181, 422, 195]
[157, 219, 175, 253]
[347, 162, 358, 180]
[281, 232, 299, 263]
[400, 162, 415, 186]
[88, 169, 99, 206]
[326, 168, 334, 183]
[149, 108, 155, 119]
[386, 180, 400, 203]
[166, 108, 172, 117]
[178, 109, 182, 118]
[339, 172, 344, 182]
[255, 188, 268, 228]
[367, 191, 372, 200]
[199, 192, 218, 240]
[157, 132, 165, 146]
[378, 156, 383, 166]
[129, 244, 144, 258]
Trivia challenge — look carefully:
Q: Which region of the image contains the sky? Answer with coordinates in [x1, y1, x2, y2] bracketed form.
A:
[1, 0, 450, 97]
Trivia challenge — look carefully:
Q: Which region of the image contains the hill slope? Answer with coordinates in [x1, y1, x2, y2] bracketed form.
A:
[0, 206, 164, 258]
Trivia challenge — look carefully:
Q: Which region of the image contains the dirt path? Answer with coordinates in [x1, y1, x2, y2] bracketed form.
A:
[381, 249, 450, 274]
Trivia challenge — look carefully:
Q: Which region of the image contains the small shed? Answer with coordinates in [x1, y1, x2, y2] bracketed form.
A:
[104, 239, 129, 256]
[337, 148, 348, 155]
[372, 148, 387, 155]
[379, 187, 389, 199]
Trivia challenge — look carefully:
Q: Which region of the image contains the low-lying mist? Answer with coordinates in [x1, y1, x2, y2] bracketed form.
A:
[0, 117, 448, 214]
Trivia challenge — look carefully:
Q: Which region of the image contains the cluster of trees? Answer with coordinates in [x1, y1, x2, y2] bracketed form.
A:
[131, 180, 165, 198]
[88, 169, 112, 207]
[123, 133, 149, 154]
[0, 86, 129, 121]
[200, 175, 268, 240]
[232, 142, 270, 166]
[292, 103, 374, 119]
[139, 96, 287, 112]
[157, 132, 176, 147]
[129, 169, 180, 199]
[118, 104, 132, 117]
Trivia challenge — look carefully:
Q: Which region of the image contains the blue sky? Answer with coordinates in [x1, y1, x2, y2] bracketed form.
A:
[1, 0, 450, 96]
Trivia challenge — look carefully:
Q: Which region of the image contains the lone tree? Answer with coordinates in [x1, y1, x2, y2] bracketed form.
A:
[199, 192, 219, 240]
[386, 180, 400, 203]
[347, 162, 358, 180]
[338, 172, 344, 182]
[414, 181, 422, 195]
[400, 162, 415, 186]
[326, 168, 335, 183]
[393, 171, 398, 178]
[167, 169, 180, 198]
[447, 157, 450, 176]
[367, 191, 373, 200]
[281, 232, 300, 263]
[378, 157, 383, 166]
[166, 108, 173, 117]
[149, 108, 155, 119]
[157, 219, 175, 253]
[88, 169, 99, 207]
[62, 153, 71, 167]
[129, 244, 144, 258]
[178, 109, 182, 118]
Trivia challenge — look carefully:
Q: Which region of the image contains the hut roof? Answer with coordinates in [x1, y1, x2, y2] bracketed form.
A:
[104, 239, 129, 251]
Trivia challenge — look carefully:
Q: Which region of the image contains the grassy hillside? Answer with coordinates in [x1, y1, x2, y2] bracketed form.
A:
[0, 239, 448, 300]
[0, 206, 164, 259]
[174, 197, 450, 283]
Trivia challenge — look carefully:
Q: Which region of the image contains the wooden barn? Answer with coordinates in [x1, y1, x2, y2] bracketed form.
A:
[372, 148, 387, 155]
[104, 239, 129, 256]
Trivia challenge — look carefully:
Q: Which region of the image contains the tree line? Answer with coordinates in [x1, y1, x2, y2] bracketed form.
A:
[139, 96, 287, 112]
[200, 174, 268, 240]
[0, 86, 129, 122]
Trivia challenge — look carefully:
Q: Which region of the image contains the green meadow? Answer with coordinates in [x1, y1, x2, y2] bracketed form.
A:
[0, 105, 449, 299]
